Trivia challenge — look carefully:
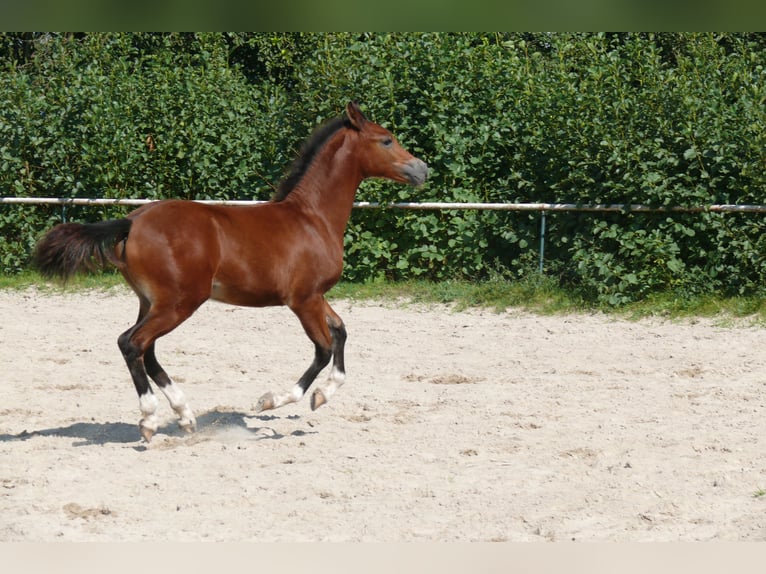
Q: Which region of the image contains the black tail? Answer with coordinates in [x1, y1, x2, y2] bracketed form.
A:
[33, 219, 132, 281]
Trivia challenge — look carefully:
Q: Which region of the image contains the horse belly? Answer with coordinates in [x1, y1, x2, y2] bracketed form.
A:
[209, 279, 284, 307]
[209, 250, 288, 307]
[210, 247, 341, 308]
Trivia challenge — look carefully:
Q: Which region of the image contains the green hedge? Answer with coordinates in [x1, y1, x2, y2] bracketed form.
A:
[2, 33, 766, 304]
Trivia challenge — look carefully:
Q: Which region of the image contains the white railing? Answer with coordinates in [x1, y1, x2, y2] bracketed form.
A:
[4, 197, 766, 273]
[3, 196, 766, 213]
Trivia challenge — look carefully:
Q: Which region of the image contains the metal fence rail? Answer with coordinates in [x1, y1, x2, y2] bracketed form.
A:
[4, 196, 766, 213]
[4, 197, 766, 273]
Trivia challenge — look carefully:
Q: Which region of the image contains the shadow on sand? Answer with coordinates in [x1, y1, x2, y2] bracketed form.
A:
[0, 409, 314, 448]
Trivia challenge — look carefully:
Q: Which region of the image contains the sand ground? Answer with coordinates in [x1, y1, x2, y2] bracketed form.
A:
[1, 287, 765, 541]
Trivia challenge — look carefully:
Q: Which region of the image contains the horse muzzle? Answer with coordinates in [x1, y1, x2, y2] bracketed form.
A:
[400, 158, 429, 186]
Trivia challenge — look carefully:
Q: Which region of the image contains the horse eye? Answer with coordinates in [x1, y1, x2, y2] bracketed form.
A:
[381, 138, 393, 148]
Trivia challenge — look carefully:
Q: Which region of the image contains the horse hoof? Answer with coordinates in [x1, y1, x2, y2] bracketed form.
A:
[140, 425, 155, 443]
[179, 419, 196, 434]
[255, 392, 275, 413]
[311, 389, 327, 411]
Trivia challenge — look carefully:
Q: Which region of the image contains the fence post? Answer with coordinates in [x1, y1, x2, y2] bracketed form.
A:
[538, 210, 547, 274]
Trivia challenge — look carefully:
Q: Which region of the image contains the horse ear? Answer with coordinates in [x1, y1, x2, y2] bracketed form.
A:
[346, 101, 367, 130]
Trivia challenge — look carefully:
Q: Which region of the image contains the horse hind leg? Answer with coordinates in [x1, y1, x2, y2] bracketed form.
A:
[145, 344, 197, 433]
[118, 325, 160, 443]
[119, 300, 201, 441]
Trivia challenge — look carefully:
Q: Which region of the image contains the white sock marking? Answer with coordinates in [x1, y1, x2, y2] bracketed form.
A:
[138, 392, 160, 433]
[139, 392, 159, 417]
[290, 385, 305, 403]
[268, 385, 305, 409]
[159, 381, 196, 428]
[320, 366, 346, 401]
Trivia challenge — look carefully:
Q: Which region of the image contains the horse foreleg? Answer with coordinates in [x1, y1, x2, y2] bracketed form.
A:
[255, 297, 336, 413]
[310, 309, 347, 410]
[255, 299, 349, 413]
[255, 342, 331, 412]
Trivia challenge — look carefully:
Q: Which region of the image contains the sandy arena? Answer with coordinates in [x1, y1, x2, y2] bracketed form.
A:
[1, 287, 765, 541]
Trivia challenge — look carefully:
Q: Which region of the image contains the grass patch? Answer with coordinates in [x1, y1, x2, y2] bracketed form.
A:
[0, 270, 126, 293]
[0, 269, 40, 290]
[621, 291, 766, 324]
[331, 277, 766, 322]
[331, 274, 586, 314]
[4, 270, 766, 322]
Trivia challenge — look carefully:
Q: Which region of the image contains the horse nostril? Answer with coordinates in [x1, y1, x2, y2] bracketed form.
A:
[401, 159, 428, 186]
[413, 160, 428, 185]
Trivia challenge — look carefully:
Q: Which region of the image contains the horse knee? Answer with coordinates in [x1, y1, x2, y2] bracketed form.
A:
[328, 322, 346, 373]
[316, 344, 332, 368]
[330, 322, 347, 345]
[117, 330, 141, 363]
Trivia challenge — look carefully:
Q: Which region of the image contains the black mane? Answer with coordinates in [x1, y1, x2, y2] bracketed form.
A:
[271, 115, 352, 202]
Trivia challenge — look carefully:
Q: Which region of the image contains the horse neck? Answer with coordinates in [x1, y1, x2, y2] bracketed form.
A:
[284, 130, 363, 240]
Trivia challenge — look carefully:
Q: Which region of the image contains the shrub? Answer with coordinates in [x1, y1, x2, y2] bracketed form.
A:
[2, 33, 766, 303]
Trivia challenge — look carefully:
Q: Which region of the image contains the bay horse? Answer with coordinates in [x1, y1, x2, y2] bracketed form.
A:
[33, 101, 428, 442]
